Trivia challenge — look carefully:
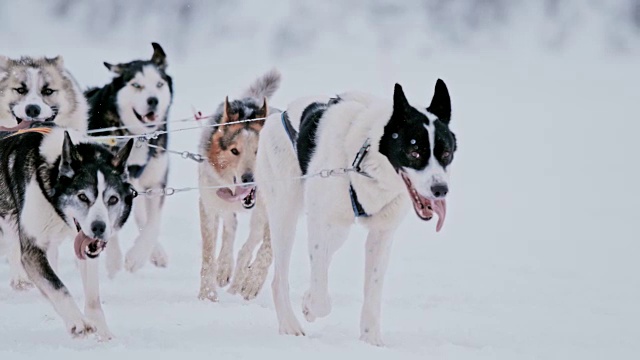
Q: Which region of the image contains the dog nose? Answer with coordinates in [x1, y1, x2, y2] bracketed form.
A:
[431, 184, 449, 198]
[147, 97, 159, 108]
[25, 104, 41, 118]
[91, 221, 106, 238]
[241, 173, 254, 184]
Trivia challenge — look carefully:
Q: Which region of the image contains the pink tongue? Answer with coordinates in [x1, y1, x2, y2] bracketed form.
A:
[216, 186, 252, 202]
[0, 120, 34, 132]
[431, 199, 447, 232]
[74, 231, 95, 260]
[145, 113, 157, 122]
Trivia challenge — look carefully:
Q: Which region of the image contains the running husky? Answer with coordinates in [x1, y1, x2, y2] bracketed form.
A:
[0, 126, 134, 339]
[85, 43, 173, 276]
[255, 80, 457, 345]
[198, 70, 280, 302]
[0, 56, 88, 130]
[0, 55, 89, 289]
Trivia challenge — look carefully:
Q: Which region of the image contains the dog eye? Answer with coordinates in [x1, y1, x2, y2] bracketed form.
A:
[41, 88, 55, 96]
[78, 193, 89, 203]
[14, 87, 27, 95]
[230, 148, 240, 156]
[156, 82, 164, 88]
[107, 196, 119, 205]
[131, 83, 142, 89]
[410, 151, 421, 159]
[442, 151, 451, 159]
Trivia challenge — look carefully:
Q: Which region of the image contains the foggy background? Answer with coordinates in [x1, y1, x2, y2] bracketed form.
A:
[0, 1, 638, 359]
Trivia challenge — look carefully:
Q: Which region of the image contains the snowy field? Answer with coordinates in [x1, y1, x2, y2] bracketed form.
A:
[1, 2, 640, 359]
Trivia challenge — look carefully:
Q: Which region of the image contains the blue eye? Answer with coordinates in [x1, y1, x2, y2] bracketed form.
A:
[131, 83, 142, 89]
[157, 82, 164, 88]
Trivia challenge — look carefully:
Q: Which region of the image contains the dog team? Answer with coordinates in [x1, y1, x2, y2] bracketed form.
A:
[0, 43, 457, 346]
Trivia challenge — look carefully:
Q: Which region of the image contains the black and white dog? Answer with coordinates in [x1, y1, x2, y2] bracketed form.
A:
[0, 126, 134, 339]
[85, 43, 173, 276]
[255, 80, 457, 345]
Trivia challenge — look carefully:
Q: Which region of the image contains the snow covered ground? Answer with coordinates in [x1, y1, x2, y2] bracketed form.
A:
[1, 2, 640, 359]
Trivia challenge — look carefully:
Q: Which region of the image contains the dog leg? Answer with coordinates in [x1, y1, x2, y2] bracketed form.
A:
[216, 212, 236, 287]
[198, 199, 220, 302]
[9, 239, 32, 290]
[239, 221, 272, 300]
[125, 195, 163, 272]
[105, 234, 123, 279]
[359, 229, 394, 347]
[268, 192, 305, 336]
[229, 205, 265, 295]
[21, 240, 95, 337]
[79, 258, 113, 341]
[47, 246, 59, 273]
[302, 219, 350, 322]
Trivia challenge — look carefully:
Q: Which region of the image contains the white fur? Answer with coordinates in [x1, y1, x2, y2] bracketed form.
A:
[0, 60, 88, 131]
[256, 93, 424, 346]
[115, 65, 171, 135]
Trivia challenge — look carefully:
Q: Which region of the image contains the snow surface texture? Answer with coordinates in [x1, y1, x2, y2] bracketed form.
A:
[1, 1, 639, 359]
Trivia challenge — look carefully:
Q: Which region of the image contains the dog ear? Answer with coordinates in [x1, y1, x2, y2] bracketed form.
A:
[393, 83, 409, 115]
[59, 131, 77, 179]
[256, 97, 268, 118]
[50, 56, 64, 69]
[0, 55, 8, 72]
[151, 42, 167, 70]
[427, 79, 451, 124]
[220, 96, 233, 124]
[104, 62, 123, 74]
[112, 139, 134, 173]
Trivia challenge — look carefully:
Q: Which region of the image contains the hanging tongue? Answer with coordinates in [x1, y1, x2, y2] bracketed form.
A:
[401, 172, 448, 232]
[0, 120, 34, 132]
[216, 186, 253, 202]
[73, 231, 106, 260]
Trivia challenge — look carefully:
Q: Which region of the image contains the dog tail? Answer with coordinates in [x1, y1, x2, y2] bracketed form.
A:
[242, 68, 281, 100]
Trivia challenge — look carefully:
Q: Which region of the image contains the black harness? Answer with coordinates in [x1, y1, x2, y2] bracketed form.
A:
[280, 110, 370, 218]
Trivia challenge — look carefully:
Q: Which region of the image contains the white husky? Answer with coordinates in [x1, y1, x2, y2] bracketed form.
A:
[255, 81, 457, 345]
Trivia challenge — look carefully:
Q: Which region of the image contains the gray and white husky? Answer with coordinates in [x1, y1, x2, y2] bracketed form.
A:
[0, 56, 88, 130]
[255, 80, 457, 345]
[0, 126, 134, 339]
[0, 55, 89, 289]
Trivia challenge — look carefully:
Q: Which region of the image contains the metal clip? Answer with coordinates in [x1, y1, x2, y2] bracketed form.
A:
[352, 138, 371, 173]
[319, 169, 332, 178]
[144, 131, 160, 141]
[181, 151, 205, 163]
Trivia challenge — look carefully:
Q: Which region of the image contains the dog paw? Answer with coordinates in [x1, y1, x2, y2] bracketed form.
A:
[198, 287, 218, 302]
[150, 246, 168, 268]
[360, 329, 385, 347]
[125, 247, 149, 273]
[96, 329, 115, 342]
[279, 319, 306, 337]
[10, 278, 33, 291]
[238, 266, 268, 301]
[302, 290, 331, 322]
[68, 318, 96, 338]
[216, 256, 233, 288]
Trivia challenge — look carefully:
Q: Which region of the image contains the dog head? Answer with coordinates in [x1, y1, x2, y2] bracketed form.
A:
[379, 80, 457, 231]
[55, 132, 135, 259]
[0, 56, 86, 129]
[104, 43, 173, 134]
[206, 97, 268, 209]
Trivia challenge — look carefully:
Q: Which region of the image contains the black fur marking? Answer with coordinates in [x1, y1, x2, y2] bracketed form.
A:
[379, 83, 456, 172]
[297, 102, 329, 175]
[127, 165, 145, 179]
